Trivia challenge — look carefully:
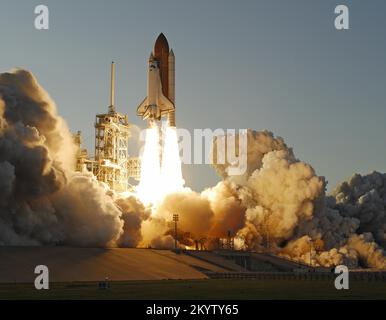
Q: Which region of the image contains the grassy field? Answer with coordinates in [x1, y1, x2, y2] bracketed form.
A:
[0, 279, 385, 300]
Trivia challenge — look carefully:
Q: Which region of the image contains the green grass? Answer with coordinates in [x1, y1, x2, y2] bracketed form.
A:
[0, 279, 385, 300]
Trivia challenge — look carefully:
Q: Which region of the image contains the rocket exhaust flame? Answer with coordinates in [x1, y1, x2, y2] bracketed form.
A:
[136, 125, 162, 205]
[160, 126, 185, 195]
[137, 123, 185, 207]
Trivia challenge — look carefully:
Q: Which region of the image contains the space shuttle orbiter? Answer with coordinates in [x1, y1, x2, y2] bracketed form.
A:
[137, 33, 176, 127]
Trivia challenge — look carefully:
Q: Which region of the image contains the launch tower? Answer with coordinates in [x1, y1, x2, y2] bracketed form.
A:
[94, 62, 130, 192]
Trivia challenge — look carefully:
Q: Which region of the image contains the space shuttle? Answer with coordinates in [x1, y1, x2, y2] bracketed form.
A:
[137, 33, 176, 127]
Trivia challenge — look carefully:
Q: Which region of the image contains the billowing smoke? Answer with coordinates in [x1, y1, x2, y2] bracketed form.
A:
[329, 172, 386, 248]
[212, 130, 292, 183]
[115, 194, 151, 247]
[139, 181, 247, 249]
[147, 190, 214, 247]
[1, 69, 385, 269]
[210, 130, 386, 268]
[143, 129, 386, 269]
[0, 69, 141, 247]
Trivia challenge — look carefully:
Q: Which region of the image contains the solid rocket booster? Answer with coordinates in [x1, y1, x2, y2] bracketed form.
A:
[137, 33, 176, 127]
[168, 49, 175, 126]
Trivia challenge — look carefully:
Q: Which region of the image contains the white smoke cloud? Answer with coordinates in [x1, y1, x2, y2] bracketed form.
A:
[212, 130, 292, 183]
[0, 69, 134, 247]
[329, 172, 386, 248]
[115, 194, 151, 247]
[210, 130, 386, 268]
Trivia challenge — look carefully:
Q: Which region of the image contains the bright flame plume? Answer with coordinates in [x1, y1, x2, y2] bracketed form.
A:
[136, 126, 162, 205]
[137, 123, 184, 206]
[161, 126, 185, 195]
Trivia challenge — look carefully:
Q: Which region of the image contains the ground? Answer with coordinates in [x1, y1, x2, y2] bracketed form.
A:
[0, 279, 385, 300]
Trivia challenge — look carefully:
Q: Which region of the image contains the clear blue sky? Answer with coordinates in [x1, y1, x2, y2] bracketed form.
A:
[1, 0, 385, 192]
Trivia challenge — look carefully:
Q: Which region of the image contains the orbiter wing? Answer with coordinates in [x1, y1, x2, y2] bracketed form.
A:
[136, 93, 174, 119]
[158, 93, 175, 115]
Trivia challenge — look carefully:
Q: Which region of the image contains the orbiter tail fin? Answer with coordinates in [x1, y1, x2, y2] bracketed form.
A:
[137, 97, 148, 116]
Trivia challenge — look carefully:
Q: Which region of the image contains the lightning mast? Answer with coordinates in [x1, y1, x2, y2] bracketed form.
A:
[94, 62, 130, 192]
[109, 62, 115, 113]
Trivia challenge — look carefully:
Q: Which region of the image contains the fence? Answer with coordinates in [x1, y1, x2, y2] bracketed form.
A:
[205, 271, 386, 281]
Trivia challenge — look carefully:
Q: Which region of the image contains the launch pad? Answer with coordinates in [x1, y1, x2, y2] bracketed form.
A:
[75, 62, 140, 192]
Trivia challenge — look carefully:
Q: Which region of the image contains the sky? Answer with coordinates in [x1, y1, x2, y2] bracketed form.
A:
[0, 0, 385, 192]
